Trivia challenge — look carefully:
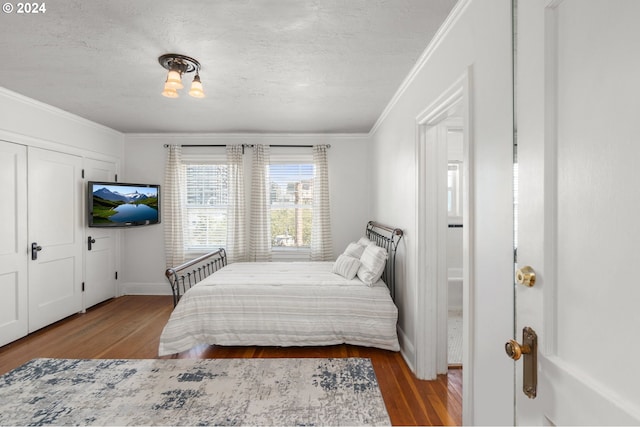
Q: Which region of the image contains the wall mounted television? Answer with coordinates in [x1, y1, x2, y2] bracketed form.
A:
[88, 181, 160, 227]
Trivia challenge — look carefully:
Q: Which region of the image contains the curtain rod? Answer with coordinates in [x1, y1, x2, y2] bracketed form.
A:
[163, 144, 330, 148]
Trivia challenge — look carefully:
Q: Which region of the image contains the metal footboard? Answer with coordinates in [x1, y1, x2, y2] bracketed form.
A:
[165, 248, 227, 307]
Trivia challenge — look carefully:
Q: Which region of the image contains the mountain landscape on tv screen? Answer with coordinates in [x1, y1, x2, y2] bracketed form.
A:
[92, 187, 158, 224]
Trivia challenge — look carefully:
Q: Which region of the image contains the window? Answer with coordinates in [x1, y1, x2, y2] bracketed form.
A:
[448, 162, 462, 221]
[183, 157, 228, 253]
[269, 160, 314, 249]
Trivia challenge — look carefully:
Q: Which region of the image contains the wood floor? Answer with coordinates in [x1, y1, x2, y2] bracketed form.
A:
[0, 295, 462, 426]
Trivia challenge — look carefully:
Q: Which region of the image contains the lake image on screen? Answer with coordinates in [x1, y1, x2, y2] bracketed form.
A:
[92, 185, 159, 224]
[109, 203, 158, 222]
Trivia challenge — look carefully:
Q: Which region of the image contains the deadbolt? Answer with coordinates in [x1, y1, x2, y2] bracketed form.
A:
[515, 265, 536, 287]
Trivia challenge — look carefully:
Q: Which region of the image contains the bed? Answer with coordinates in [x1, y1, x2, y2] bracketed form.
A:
[158, 221, 403, 356]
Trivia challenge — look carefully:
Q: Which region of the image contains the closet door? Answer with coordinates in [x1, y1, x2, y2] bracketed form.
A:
[84, 158, 118, 308]
[28, 147, 83, 332]
[0, 141, 28, 346]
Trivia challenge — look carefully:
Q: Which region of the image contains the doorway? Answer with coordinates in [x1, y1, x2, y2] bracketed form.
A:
[415, 71, 472, 389]
[446, 125, 464, 368]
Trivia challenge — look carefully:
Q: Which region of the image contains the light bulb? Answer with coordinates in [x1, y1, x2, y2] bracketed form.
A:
[161, 83, 179, 98]
[189, 74, 205, 98]
[165, 69, 184, 89]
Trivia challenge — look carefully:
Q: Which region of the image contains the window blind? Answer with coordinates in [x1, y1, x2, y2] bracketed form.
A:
[183, 163, 229, 252]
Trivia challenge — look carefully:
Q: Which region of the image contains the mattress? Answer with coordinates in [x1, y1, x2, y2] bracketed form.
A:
[158, 261, 400, 355]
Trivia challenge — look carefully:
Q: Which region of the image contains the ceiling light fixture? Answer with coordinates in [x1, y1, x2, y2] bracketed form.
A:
[158, 53, 204, 98]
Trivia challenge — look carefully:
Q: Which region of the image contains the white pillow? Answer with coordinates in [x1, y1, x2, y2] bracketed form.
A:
[343, 242, 365, 259]
[332, 255, 361, 280]
[357, 236, 376, 247]
[357, 245, 388, 286]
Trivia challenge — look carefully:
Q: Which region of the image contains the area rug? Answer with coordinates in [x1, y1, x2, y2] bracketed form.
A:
[0, 357, 390, 426]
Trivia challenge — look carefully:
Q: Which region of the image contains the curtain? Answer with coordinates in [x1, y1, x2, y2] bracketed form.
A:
[226, 145, 246, 263]
[163, 145, 185, 268]
[310, 144, 333, 261]
[249, 144, 272, 261]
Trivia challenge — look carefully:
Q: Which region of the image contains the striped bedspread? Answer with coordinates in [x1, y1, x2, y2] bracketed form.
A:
[158, 262, 400, 355]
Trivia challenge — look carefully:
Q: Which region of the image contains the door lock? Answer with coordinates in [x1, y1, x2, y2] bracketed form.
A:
[515, 265, 536, 287]
[505, 326, 538, 399]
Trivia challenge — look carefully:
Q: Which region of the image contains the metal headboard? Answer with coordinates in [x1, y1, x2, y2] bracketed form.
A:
[165, 248, 227, 306]
[365, 220, 404, 300]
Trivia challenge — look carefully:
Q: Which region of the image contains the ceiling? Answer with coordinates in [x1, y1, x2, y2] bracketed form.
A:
[0, 0, 458, 134]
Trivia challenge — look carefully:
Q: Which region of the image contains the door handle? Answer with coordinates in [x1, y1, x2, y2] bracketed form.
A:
[505, 326, 538, 399]
[31, 242, 42, 260]
[88, 236, 96, 251]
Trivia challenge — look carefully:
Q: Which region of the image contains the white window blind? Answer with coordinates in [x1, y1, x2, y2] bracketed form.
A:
[269, 160, 314, 248]
[448, 162, 462, 219]
[183, 160, 228, 252]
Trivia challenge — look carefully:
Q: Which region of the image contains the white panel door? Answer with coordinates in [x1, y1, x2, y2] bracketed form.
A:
[516, 0, 640, 424]
[84, 158, 118, 308]
[0, 141, 28, 346]
[28, 147, 83, 332]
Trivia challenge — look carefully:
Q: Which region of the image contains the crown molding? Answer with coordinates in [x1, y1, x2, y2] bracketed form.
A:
[369, 0, 471, 136]
[125, 133, 370, 142]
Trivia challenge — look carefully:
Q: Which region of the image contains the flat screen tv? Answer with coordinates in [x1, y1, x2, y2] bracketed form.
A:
[88, 181, 160, 227]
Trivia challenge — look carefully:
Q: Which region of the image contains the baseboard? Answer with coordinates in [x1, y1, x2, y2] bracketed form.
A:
[119, 282, 172, 296]
[397, 325, 417, 374]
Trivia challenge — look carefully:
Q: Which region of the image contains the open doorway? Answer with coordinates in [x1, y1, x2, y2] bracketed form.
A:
[414, 72, 472, 401]
[446, 124, 463, 368]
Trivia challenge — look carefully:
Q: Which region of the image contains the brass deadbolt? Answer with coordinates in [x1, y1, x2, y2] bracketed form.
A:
[515, 265, 536, 287]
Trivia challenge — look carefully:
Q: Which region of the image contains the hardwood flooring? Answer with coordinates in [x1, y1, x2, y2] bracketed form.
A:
[0, 295, 462, 426]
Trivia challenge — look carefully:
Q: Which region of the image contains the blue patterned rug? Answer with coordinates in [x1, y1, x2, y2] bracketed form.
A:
[0, 357, 390, 426]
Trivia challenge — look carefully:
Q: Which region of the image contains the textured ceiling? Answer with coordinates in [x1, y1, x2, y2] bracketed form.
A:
[0, 0, 458, 133]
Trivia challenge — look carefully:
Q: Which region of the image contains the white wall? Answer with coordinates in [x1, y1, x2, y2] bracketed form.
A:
[0, 88, 123, 160]
[121, 133, 371, 294]
[368, 0, 514, 424]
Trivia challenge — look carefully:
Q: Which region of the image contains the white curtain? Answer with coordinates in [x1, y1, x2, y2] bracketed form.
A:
[310, 144, 333, 261]
[249, 144, 272, 261]
[226, 145, 246, 263]
[163, 145, 185, 268]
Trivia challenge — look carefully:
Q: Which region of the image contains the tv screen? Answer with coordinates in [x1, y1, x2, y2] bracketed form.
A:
[88, 181, 160, 227]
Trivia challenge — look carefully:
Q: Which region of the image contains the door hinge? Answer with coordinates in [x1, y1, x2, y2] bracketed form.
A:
[82, 169, 85, 179]
[82, 282, 85, 292]
[115, 174, 118, 182]
[115, 271, 118, 280]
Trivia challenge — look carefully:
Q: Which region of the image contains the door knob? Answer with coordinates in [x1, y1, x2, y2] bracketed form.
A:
[31, 242, 43, 260]
[505, 339, 531, 360]
[505, 327, 538, 399]
[515, 265, 536, 287]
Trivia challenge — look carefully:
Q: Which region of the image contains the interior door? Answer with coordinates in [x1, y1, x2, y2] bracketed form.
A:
[28, 147, 83, 332]
[84, 158, 118, 308]
[0, 141, 28, 346]
[515, 0, 640, 424]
